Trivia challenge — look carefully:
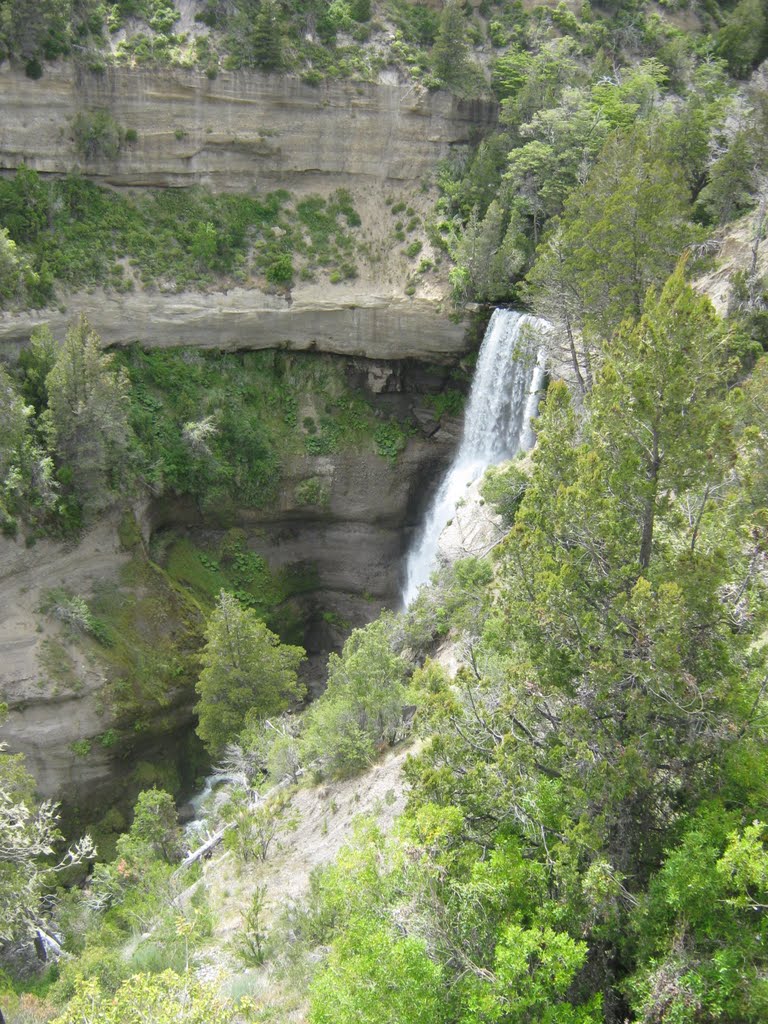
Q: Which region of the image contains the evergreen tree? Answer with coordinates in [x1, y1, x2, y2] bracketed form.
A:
[195, 592, 305, 756]
[301, 615, 411, 776]
[128, 788, 183, 863]
[431, 0, 468, 90]
[528, 128, 701, 361]
[698, 130, 756, 224]
[43, 316, 132, 515]
[251, 0, 283, 70]
[404, 266, 767, 1020]
[716, 0, 768, 79]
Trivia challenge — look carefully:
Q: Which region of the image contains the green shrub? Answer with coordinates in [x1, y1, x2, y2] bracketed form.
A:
[42, 588, 115, 646]
[479, 460, 529, 527]
[266, 253, 294, 285]
[72, 110, 124, 160]
[301, 615, 413, 776]
[295, 477, 330, 506]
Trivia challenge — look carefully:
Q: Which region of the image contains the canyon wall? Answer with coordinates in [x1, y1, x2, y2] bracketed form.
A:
[0, 63, 488, 808]
[0, 64, 496, 191]
[0, 285, 469, 361]
[0, 356, 462, 808]
[0, 64, 496, 358]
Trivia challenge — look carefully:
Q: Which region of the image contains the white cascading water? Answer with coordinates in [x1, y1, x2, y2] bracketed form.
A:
[402, 309, 547, 607]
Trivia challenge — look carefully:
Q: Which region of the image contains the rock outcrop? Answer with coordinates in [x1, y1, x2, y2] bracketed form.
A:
[0, 64, 497, 191]
[0, 356, 462, 808]
[0, 64, 496, 358]
[0, 284, 469, 361]
[0, 61, 487, 810]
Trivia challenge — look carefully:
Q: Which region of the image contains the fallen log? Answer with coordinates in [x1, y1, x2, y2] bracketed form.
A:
[174, 825, 230, 876]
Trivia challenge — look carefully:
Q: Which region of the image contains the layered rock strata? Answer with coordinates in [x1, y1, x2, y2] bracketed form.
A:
[0, 356, 462, 807]
[0, 64, 497, 191]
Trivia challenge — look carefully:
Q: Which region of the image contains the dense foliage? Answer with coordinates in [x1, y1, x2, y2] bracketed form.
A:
[2, 2, 768, 1022]
[0, 320, 414, 538]
[0, 172, 361, 309]
[293, 264, 768, 1024]
[1, 0, 765, 93]
[195, 591, 306, 756]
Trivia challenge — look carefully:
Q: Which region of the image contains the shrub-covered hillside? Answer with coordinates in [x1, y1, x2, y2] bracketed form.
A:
[2, 1, 768, 1022]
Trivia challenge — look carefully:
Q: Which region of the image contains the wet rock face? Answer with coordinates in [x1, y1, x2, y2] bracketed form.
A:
[149, 356, 464, 654]
[0, 64, 497, 190]
[0, 356, 463, 809]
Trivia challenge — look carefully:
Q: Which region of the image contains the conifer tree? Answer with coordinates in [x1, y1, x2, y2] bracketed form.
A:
[43, 316, 132, 515]
[432, 0, 468, 90]
[251, 0, 283, 70]
[195, 592, 305, 756]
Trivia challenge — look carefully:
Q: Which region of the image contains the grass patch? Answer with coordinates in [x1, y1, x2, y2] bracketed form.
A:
[83, 557, 204, 725]
[163, 533, 320, 646]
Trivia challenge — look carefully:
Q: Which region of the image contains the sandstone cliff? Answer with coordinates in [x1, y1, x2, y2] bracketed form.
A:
[0, 64, 497, 359]
[0, 284, 469, 361]
[0, 64, 496, 191]
[0, 356, 463, 808]
[0, 63, 487, 809]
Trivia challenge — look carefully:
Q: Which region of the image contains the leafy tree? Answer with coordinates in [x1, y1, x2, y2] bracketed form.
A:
[0, 706, 95, 944]
[627, 814, 768, 1023]
[0, 362, 57, 534]
[301, 614, 412, 776]
[190, 220, 218, 270]
[0, 164, 49, 243]
[17, 324, 57, 414]
[195, 591, 305, 756]
[72, 110, 124, 161]
[43, 315, 133, 515]
[309, 919, 449, 1024]
[480, 459, 529, 527]
[128, 788, 183, 863]
[528, 128, 701, 370]
[449, 200, 526, 303]
[222, 789, 298, 861]
[591, 260, 738, 570]
[236, 885, 269, 964]
[50, 970, 235, 1024]
[0, 0, 83, 63]
[716, 0, 768, 78]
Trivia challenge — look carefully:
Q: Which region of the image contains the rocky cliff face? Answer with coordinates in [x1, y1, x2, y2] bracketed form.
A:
[0, 64, 495, 359]
[0, 63, 485, 810]
[0, 284, 469, 361]
[0, 355, 462, 809]
[0, 64, 496, 191]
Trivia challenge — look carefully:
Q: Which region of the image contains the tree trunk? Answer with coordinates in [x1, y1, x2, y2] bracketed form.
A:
[639, 428, 660, 570]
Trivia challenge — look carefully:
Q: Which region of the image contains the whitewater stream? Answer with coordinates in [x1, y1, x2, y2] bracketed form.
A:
[402, 309, 547, 606]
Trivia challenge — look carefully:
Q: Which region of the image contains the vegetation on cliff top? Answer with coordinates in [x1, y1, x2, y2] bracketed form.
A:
[0, 171, 361, 309]
[0, 319, 419, 539]
[1, 0, 766, 96]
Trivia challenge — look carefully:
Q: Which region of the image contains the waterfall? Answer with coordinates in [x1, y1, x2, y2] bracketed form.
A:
[402, 309, 547, 607]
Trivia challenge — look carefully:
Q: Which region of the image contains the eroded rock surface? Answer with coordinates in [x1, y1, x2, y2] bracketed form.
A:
[0, 285, 469, 361]
[0, 359, 463, 808]
[0, 64, 496, 190]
